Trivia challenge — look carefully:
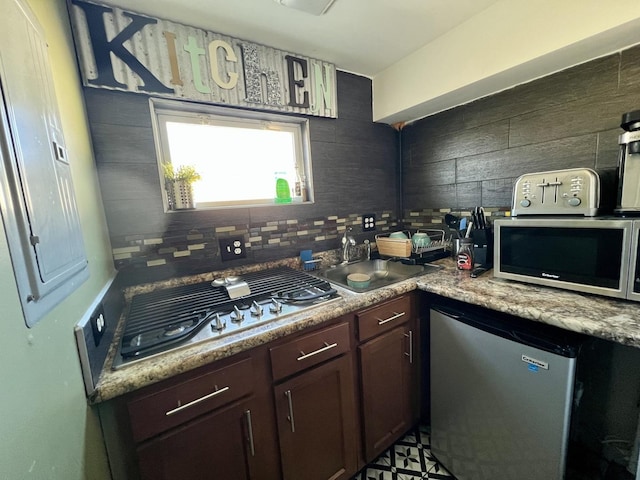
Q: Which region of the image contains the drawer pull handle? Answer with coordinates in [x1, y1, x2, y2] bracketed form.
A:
[404, 329, 413, 364]
[285, 390, 296, 433]
[245, 410, 255, 456]
[377, 311, 405, 325]
[297, 342, 338, 361]
[165, 386, 230, 416]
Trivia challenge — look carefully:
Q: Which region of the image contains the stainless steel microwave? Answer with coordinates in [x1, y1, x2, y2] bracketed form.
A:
[493, 217, 640, 301]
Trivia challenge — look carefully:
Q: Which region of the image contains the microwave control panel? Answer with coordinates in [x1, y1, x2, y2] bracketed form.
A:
[512, 168, 600, 216]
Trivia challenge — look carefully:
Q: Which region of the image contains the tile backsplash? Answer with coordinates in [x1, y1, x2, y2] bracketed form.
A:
[401, 207, 510, 231]
[110, 207, 512, 278]
[111, 210, 399, 272]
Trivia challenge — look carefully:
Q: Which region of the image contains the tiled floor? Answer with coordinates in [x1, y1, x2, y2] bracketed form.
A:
[352, 425, 454, 480]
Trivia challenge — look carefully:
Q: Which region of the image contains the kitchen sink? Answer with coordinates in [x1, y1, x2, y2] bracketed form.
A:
[316, 259, 441, 292]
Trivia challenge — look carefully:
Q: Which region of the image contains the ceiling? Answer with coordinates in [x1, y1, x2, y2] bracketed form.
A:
[98, 0, 502, 77]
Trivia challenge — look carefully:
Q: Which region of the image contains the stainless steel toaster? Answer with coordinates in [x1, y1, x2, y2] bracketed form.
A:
[511, 168, 600, 216]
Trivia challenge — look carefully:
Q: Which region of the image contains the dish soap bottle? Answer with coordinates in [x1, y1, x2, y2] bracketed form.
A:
[456, 238, 474, 270]
[274, 172, 292, 204]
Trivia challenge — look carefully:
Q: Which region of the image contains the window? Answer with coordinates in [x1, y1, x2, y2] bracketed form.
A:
[150, 98, 314, 210]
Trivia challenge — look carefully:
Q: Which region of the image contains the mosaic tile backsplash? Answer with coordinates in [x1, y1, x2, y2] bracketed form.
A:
[112, 210, 397, 269]
[110, 208, 510, 274]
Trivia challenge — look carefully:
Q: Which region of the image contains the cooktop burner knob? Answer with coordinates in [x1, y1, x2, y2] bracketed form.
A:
[250, 301, 263, 317]
[211, 313, 226, 331]
[269, 298, 283, 314]
[230, 305, 245, 323]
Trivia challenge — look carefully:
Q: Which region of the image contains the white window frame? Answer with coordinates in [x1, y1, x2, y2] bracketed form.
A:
[150, 98, 314, 210]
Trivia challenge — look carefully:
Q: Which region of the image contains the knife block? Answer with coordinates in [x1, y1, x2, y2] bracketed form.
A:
[471, 229, 493, 267]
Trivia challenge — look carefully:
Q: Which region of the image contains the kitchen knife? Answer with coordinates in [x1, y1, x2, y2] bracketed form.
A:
[478, 207, 486, 229]
[472, 207, 481, 230]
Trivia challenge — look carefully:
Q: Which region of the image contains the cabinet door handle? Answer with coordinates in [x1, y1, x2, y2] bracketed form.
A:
[377, 311, 405, 325]
[244, 409, 255, 457]
[285, 390, 296, 433]
[165, 386, 230, 416]
[404, 329, 413, 364]
[297, 341, 338, 361]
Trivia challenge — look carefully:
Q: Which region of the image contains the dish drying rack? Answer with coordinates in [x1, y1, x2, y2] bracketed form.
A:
[375, 229, 451, 264]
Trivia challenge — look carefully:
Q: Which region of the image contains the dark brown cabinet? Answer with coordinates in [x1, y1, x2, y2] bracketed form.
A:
[136, 395, 278, 480]
[125, 353, 281, 480]
[118, 295, 421, 479]
[271, 322, 358, 480]
[356, 293, 420, 462]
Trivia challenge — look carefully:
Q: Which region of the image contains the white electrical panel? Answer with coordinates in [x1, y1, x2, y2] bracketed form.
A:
[0, 0, 88, 327]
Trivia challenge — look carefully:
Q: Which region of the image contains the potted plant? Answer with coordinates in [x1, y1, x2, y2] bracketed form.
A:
[163, 163, 202, 210]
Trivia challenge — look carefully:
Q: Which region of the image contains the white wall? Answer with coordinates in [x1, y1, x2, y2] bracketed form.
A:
[373, 0, 640, 123]
[0, 0, 114, 478]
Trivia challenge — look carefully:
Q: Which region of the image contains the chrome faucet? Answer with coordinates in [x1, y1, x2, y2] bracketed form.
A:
[341, 227, 356, 263]
[364, 239, 371, 260]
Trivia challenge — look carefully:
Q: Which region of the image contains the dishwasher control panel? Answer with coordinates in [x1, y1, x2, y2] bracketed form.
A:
[511, 168, 600, 216]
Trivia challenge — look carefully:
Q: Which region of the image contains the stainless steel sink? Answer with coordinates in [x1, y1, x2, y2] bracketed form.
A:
[316, 259, 441, 292]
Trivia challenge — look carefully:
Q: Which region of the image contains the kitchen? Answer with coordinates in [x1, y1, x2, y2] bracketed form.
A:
[2, 0, 640, 479]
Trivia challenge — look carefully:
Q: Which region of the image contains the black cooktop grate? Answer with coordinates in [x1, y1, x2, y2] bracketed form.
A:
[122, 267, 334, 344]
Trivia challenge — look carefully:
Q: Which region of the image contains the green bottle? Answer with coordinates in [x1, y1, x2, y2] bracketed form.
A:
[275, 172, 292, 204]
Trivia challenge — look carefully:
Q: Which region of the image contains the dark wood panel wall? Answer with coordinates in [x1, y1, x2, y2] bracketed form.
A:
[87, 45, 640, 283]
[401, 45, 640, 214]
[85, 72, 399, 283]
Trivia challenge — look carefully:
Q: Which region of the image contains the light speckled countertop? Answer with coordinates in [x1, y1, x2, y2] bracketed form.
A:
[416, 260, 640, 348]
[90, 256, 640, 404]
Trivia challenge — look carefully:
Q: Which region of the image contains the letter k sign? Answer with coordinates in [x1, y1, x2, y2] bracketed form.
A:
[72, 0, 174, 94]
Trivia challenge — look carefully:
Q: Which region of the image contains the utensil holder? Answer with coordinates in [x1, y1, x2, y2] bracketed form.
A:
[471, 229, 493, 267]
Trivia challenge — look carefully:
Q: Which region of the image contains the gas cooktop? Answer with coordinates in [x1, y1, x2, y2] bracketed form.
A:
[112, 267, 340, 369]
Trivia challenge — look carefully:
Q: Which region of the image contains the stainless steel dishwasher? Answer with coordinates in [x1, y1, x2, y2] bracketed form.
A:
[430, 304, 584, 480]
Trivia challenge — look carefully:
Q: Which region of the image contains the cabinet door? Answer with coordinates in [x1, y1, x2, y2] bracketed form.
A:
[274, 354, 358, 480]
[136, 396, 280, 480]
[359, 323, 416, 462]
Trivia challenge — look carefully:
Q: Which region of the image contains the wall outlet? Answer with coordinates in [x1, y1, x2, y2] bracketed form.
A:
[362, 214, 376, 231]
[220, 237, 246, 261]
[90, 303, 106, 347]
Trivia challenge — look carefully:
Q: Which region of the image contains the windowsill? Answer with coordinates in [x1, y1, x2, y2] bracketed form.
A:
[165, 199, 314, 211]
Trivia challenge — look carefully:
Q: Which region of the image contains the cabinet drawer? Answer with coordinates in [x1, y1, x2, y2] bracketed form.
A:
[270, 322, 351, 381]
[127, 357, 254, 442]
[357, 294, 413, 342]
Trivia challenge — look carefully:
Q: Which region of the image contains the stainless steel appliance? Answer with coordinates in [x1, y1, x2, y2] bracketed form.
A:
[430, 304, 583, 480]
[494, 217, 640, 301]
[511, 167, 600, 216]
[113, 267, 339, 368]
[495, 165, 640, 299]
[616, 110, 640, 215]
